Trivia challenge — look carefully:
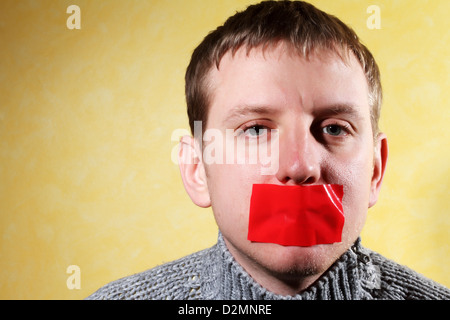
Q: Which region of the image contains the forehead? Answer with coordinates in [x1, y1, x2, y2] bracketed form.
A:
[205, 43, 370, 125]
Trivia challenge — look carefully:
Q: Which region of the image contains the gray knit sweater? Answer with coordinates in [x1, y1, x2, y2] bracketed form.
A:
[87, 234, 450, 300]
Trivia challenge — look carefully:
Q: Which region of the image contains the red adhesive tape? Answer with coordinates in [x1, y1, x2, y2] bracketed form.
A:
[248, 184, 345, 246]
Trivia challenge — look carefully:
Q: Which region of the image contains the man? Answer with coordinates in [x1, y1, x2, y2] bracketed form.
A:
[88, 1, 449, 299]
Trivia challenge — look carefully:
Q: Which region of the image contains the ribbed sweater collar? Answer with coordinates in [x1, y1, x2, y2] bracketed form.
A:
[201, 233, 376, 300]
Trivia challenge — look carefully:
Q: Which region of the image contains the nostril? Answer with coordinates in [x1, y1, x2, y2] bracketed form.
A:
[301, 176, 318, 185]
[280, 175, 318, 186]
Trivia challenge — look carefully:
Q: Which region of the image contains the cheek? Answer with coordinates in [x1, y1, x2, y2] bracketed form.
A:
[205, 164, 260, 233]
[324, 150, 374, 238]
[324, 139, 374, 197]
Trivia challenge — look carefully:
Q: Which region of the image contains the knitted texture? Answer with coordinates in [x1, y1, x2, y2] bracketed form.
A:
[87, 234, 450, 300]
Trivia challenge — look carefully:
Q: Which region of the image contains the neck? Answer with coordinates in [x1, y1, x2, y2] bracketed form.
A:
[251, 269, 322, 296]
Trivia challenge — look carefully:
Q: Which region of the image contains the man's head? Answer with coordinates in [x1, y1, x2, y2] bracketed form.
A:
[179, 0, 388, 294]
[185, 0, 382, 137]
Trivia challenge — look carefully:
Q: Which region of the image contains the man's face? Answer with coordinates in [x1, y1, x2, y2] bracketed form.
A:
[185, 42, 386, 291]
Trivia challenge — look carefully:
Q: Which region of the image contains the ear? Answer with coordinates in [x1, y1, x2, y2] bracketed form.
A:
[178, 135, 211, 208]
[369, 132, 388, 208]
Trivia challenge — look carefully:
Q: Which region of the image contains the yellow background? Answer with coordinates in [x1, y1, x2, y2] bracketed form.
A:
[0, 0, 448, 299]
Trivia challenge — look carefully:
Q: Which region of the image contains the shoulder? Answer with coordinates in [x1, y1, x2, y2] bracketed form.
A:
[86, 246, 212, 300]
[365, 249, 450, 300]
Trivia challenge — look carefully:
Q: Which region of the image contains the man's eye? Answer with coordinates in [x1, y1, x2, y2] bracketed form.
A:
[322, 124, 346, 136]
[245, 125, 267, 137]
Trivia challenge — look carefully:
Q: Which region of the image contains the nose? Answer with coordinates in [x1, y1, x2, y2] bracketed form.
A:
[275, 124, 321, 185]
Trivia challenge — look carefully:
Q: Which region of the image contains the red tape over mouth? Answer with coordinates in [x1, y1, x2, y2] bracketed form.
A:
[247, 184, 345, 247]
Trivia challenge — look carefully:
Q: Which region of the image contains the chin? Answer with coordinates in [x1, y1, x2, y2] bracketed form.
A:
[248, 241, 346, 279]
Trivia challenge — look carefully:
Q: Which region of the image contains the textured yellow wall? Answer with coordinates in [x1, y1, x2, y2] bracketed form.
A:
[0, 0, 448, 299]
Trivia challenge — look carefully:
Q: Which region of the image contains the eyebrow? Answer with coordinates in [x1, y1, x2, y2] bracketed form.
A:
[223, 105, 280, 125]
[222, 102, 365, 126]
[312, 103, 364, 121]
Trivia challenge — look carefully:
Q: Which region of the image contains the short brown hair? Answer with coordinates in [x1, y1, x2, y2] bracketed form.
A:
[185, 0, 382, 136]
